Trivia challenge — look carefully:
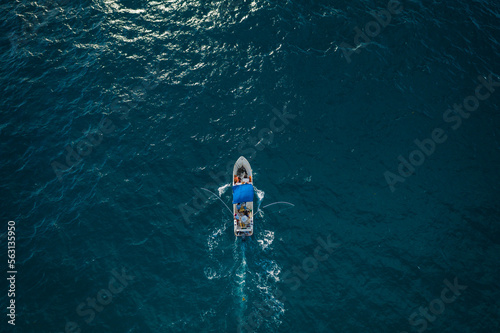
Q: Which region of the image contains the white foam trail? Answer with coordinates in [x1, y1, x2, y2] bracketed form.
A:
[253, 186, 265, 217]
[207, 223, 226, 257]
[205, 217, 228, 281]
[218, 183, 231, 196]
[257, 230, 274, 251]
[204, 266, 220, 280]
[234, 240, 247, 320]
[251, 259, 285, 331]
[255, 186, 265, 203]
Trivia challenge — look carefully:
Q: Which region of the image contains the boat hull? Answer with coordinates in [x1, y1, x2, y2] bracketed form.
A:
[232, 156, 253, 237]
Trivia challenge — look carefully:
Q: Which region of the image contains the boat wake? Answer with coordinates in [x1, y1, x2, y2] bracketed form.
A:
[254, 186, 265, 204]
[204, 217, 229, 281]
[235, 246, 285, 332]
[254, 257, 285, 327]
[234, 240, 248, 322]
[202, 182, 289, 331]
[218, 183, 231, 196]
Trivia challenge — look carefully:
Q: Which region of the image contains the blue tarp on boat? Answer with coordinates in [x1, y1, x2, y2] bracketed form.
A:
[232, 184, 254, 204]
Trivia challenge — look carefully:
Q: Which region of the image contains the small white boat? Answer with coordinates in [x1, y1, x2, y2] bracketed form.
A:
[232, 156, 254, 237]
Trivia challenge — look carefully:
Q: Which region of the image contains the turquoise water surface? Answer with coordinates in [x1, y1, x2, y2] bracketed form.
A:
[1, 0, 499, 332]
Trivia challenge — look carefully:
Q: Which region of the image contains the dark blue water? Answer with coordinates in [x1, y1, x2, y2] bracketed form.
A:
[1, 0, 499, 332]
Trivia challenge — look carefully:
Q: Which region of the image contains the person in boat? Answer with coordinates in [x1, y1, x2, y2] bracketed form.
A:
[239, 204, 247, 213]
[241, 214, 248, 227]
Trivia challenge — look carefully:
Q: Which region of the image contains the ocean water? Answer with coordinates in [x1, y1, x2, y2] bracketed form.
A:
[1, 0, 499, 332]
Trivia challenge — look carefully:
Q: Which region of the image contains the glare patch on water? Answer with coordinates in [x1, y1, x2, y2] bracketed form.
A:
[102, 0, 146, 14]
